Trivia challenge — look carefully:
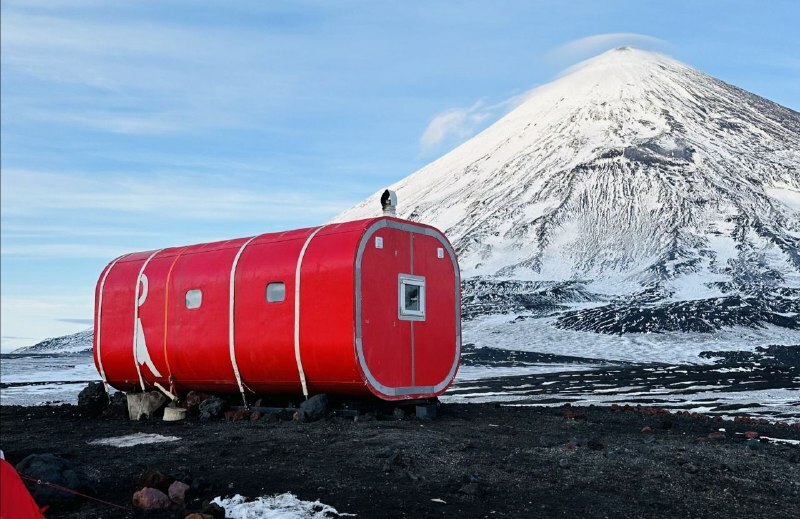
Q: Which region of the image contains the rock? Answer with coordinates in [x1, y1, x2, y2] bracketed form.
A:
[250, 410, 264, 421]
[185, 514, 215, 519]
[202, 502, 226, 519]
[133, 487, 171, 510]
[199, 397, 226, 420]
[641, 426, 653, 433]
[743, 431, 759, 439]
[169, 481, 190, 505]
[558, 458, 570, 468]
[298, 394, 329, 422]
[416, 404, 437, 420]
[103, 391, 128, 417]
[393, 407, 406, 420]
[643, 435, 656, 445]
[138, 469, 174, 493]
[184, 391, 212, 415]
[16, 453, 95, 507]
[686, 464, 699, 474]
[77, 382, 109, 415]
[707, 431, 726, 441]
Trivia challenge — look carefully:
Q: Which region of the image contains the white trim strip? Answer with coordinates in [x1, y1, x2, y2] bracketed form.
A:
[96, 254, 129, 391]
[133, 249, 163, 391]
[229, 235, 259, 406]
[294, 225, 325, 398]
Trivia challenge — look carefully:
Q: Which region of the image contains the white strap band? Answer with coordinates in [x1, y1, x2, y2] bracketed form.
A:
[294, 226, 325, 398]
[95, 254, 129, 391]
[229, 235, 259, 406]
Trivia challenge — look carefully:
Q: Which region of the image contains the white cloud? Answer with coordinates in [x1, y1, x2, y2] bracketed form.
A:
[547, 33, 669, 65]
[419, 90, 536, 156]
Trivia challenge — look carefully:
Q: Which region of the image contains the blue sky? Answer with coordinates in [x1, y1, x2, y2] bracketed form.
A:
[1, 0, 798, 351]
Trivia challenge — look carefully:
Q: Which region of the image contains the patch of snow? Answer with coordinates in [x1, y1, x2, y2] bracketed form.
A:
[88, 433, 180, 448]
[212, 493, 353, 519]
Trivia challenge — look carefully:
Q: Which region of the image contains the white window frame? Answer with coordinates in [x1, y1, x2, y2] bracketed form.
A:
[398, 274, 426, 321]
[185, 289, 202, 309]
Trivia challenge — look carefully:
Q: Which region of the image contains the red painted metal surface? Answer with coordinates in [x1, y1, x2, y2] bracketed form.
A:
[93, 217, 461, 401]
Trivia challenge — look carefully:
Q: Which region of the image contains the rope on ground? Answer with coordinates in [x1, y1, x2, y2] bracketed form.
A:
[19, 473, 131, 511]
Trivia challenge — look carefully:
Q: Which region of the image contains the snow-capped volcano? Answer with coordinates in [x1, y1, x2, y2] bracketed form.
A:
[335, 48, 800, 302]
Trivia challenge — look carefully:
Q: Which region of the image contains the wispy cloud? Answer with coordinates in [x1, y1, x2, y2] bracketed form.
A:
[419, 91, 535, 156]
[547, 33, 669, 66]
[0, 168, 354, 221]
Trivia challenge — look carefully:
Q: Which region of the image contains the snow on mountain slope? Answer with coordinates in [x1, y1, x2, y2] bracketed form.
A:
[15, 328, 93, 354]
[334, 48, 800, 304]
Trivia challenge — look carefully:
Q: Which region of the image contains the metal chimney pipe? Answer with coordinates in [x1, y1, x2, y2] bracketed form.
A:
[381, 189, 397, 216]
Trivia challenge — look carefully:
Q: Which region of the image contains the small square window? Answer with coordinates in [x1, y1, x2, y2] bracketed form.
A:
[398, 274, 425, 321]
[185, 289, 202, 309]
[266, 282, 286, 303]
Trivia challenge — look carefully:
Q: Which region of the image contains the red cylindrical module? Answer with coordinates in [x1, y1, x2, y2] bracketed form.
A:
[93, 217, 461, 401]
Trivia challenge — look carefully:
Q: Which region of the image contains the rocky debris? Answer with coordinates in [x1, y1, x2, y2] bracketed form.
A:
[198, 397, 226, 420]
[224, 409, 250, 421]
[558, 458, 570, 469]
[169, 480, 190, 505]
[133, 487, 171, 510]
[297, 394, 328, 423]
[77, 382, 109, 415]
[16, 453, 95, 507]
[103, 391, 128, 418]
[744, 431, 760, 439]
[185, 514, 215, 519]
[708, 431, 726, 441]
[138, 469, 174, 494]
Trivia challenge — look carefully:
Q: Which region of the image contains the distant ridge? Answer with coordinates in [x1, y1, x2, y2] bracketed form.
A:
[16, 328, 93, 354]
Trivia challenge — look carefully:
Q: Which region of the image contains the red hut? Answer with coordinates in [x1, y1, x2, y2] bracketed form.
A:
[93, 216, 461, 402]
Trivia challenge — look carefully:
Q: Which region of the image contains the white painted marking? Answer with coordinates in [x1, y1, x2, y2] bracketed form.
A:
[133, 250, 164, 390]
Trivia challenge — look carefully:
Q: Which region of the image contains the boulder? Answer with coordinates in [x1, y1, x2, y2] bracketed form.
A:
[202, 502, 226, 519]
[133, 487, 171, 510]
[185, 391, 213, 416]
[138, 469, 174, 494]
[77, 382, 108, 415]
[16, 453, 95, 507]
[199, 397, 226, 420]
[185, 514, 215, 519]
[298, 394, 328, 422]
[169, 481, 190, 505]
